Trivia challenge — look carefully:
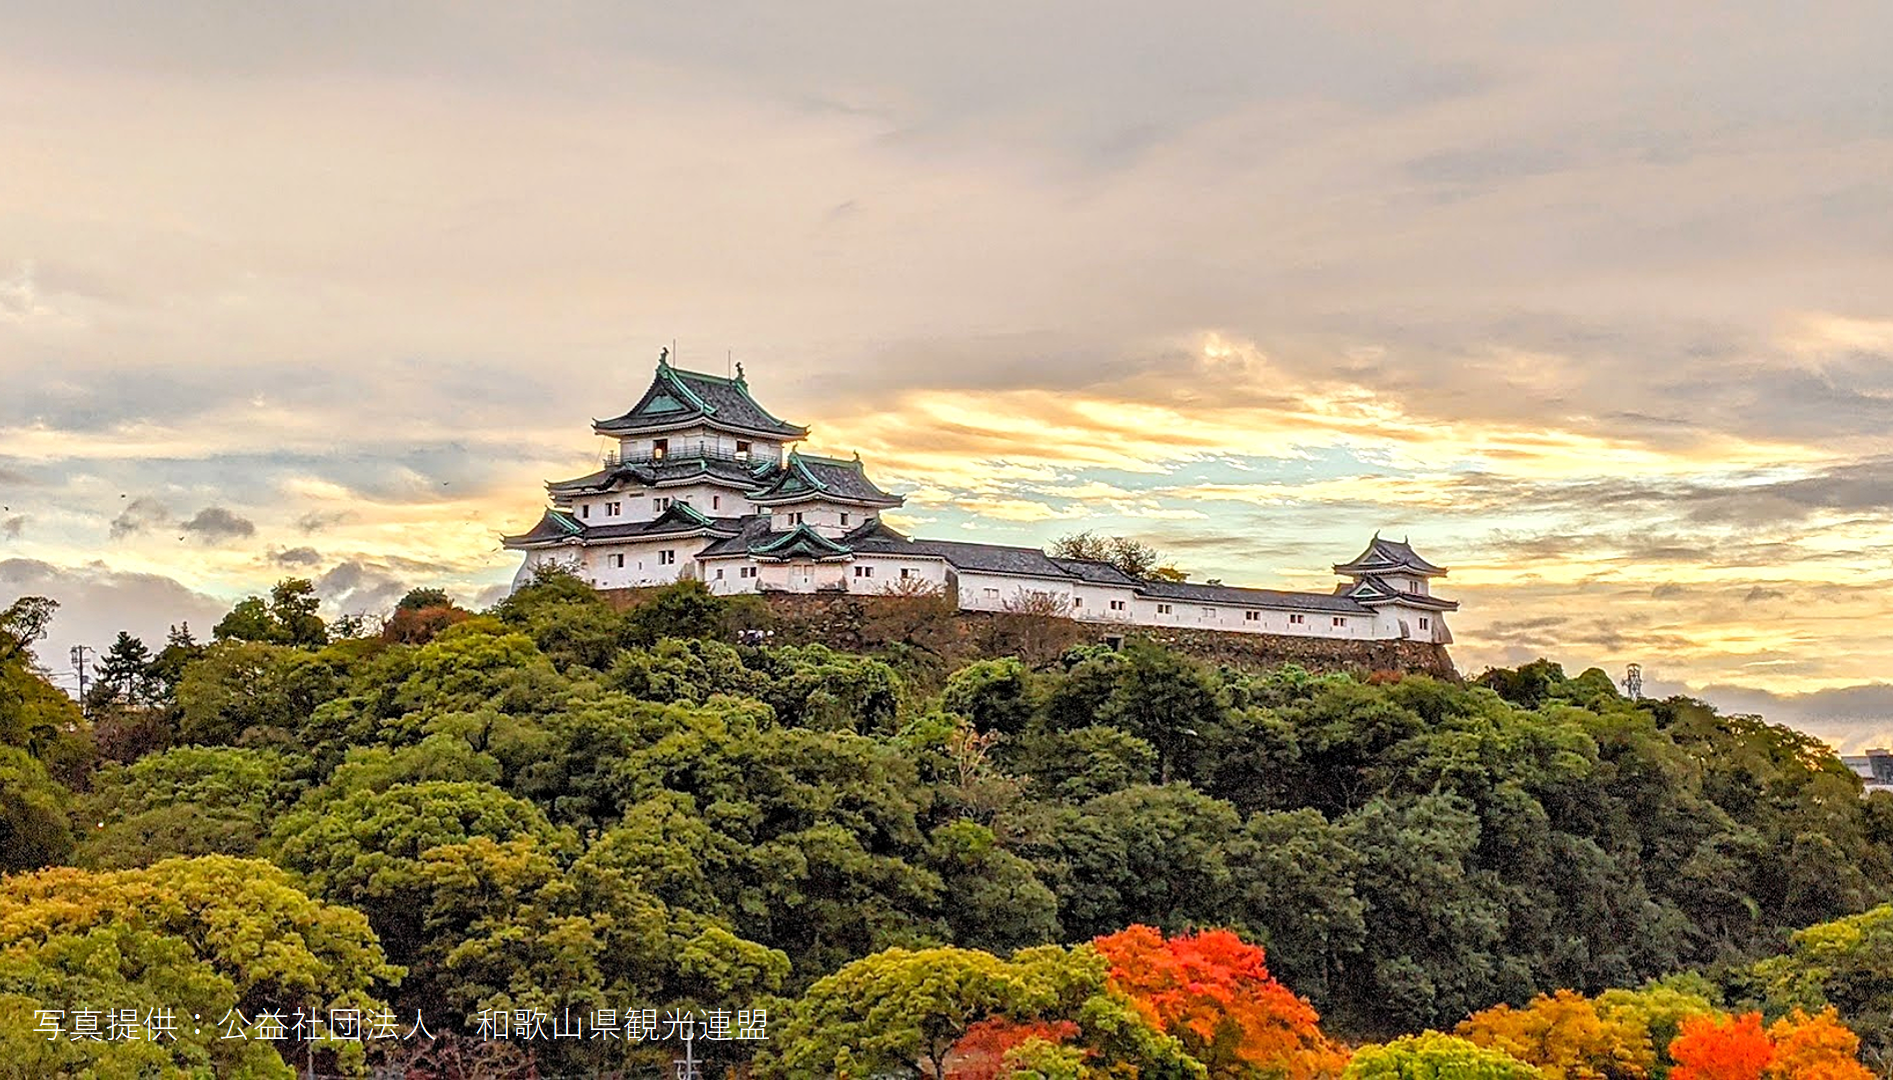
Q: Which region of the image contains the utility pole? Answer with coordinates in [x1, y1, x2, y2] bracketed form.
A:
[69, 645, 90, 712]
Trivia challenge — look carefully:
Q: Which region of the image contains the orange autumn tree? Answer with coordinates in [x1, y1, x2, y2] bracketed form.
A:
[1670, 1013, 1775, 1080]
[1093, 925, 1348, 1080]
[1763, 1010, 1874, 1080]
[1457, 988, 1657, 1079]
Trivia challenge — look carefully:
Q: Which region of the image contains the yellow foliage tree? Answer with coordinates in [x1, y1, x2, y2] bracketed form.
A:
[1458, 989, 1656, 1079]
[1763, 1009, 1874, 1080]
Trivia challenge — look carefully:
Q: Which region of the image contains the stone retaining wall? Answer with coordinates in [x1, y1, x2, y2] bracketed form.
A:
[598, 587, 1458, 678]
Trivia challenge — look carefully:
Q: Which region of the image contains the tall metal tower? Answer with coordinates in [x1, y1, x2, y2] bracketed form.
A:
[1621, 663, 1643, 701]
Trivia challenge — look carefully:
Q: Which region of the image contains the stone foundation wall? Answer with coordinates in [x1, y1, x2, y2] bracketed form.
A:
[1094, 623, 1457, 679]
[597, 588, 1458, 678]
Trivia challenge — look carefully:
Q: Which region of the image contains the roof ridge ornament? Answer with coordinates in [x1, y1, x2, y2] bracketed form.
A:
[657, 346, 669, 369]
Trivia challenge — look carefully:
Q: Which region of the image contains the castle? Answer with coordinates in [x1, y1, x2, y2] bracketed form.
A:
[503, 356, 1458, 644]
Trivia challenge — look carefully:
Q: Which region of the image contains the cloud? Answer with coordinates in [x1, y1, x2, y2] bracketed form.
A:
[109, 497, 172, 539]
[1, 516, 23, 539]
[316, 559, 418, 617]
[179, 507, 256, 543]
[272, 546, 323, 567]
[0, 559, 231, 672]
[1692, 682, 1893, 755]
[295, 509, 356, 534]
[1, 2, 1892, 738]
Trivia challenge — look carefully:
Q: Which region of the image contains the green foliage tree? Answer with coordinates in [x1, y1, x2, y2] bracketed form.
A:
[0, 856, 400, 1079]
[75, 745, 290, 868]
[176, 640, 340, 745]
[0, 745, 72, 872]
[1343, 1032, 1539, 1079]
[213, 578, 329, 648]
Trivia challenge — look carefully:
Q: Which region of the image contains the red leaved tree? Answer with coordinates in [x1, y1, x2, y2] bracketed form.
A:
[1671, 1012, 1775, 1080]
[1093, 925, 1347, 1080]
[948, 1017, 1082, 1080]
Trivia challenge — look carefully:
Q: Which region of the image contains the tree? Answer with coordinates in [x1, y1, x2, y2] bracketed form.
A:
[268, 579, 329, 647]
[1739, 904, 1893, 1074]
[623, 579, 739, 646]
[1233, 809, 1365, 1004]
[91, 630, 155, 706]
[1094, 925, 1348, 1080]
[1095, 640, 1228, 785]
[269, 780, 571, 973]
[0, 746, 73, 871]
[0, 595, 55, 665]
[0, 856, 400, 1078]
[212, 579, 329, 648]
[765, 947, 1041, 1080]
[1475, 659, 1569, 709]
[1343, 1032, 1538, 1079]
[762, 943, 1200, 1080]
[944, 657, 1038, 737]
[1049, 532, 1182, 582]
[1765, 1009, 1875, 1080]
[382, 591, 471, 645]
[1021, 785, 1242, 942]
[1457, 989, 1657, 1079]
[176, 640, 339, 745]
[1668, 1012, 1773, 1080]
[397, 587, 453, 612]
[75, 746, 289, 868]
[926, 820, 1059, 954]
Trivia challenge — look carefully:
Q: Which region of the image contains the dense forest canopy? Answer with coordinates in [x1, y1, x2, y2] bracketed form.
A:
[1, 570, 1890, 1078]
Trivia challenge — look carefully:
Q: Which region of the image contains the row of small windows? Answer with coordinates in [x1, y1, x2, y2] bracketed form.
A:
[580, 493, 735, 519]
[1150, 603, 1347, 629]
[605, 549, 677, 569]
[645, 438, 753, 461]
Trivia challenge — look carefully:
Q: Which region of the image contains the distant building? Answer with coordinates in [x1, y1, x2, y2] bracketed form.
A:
[502, 356, 1458, 643]
[1842, 749, 1893, 795]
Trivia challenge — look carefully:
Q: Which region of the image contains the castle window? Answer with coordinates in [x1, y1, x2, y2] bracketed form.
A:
[900, 568, 915, 580]
[580, 504, 590, 519]
[1332, 616, 1347, 627]
[791, 512, 804, 525]
[840, 512, 850, 527]
[1289, 613, 1306, 625]
[983, 587, 999, 598]
[1156, 603, 1172, 615]
[654, 497, 671, 512]
[854, 565, 873, 578]
[1201, 607, 1215, 618]
[735, 440, 751, 460]
[740, 566, 757, 579]
[652, 438, 668, 460]
[607, 501, 622, 516]
[1072, 597, 1083, 607]
[1407, 581, 1419, 593]
[1244, 611, 1259, 622]
[715, 568, 725, 580]
[1109, 600, 1126, 611]
[609, 554, 624, 568]
[1419, 617, 1430, 630]
[658, 550, 676, 565]
[712, 495, 720, 510]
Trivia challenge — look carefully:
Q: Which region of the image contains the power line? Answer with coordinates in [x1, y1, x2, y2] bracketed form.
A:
[68, 645, 91, 711]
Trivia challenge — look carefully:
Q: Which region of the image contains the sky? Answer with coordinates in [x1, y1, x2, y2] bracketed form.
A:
[3, 2, 1892, 751]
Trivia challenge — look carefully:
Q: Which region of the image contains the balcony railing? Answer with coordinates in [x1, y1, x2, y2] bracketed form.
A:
[603, 445, 766, 469]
